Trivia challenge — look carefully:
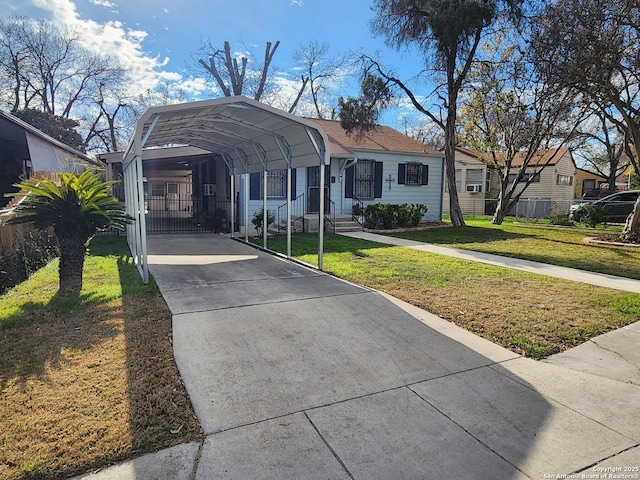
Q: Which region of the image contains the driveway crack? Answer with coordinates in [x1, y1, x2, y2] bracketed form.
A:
[591, 339, 640, 374]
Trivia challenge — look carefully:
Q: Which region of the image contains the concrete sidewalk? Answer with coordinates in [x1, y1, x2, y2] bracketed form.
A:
[73, 234, 640, 479]
[340, 230, 640, 293]
[340, 230, 640, 386]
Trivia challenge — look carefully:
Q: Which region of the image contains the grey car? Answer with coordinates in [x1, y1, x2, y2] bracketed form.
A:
[571, 190, 640, 223]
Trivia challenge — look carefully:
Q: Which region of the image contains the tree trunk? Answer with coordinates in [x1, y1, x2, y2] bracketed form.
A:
[57, 234, 87, 294]
[444, 96, 465, 226]
[622, 197, 640, 242]
[492, 191, 509, 225]
[445, 49, 465, 227]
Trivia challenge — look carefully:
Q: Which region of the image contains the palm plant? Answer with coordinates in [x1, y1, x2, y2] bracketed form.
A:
[6, 170, 130, 294]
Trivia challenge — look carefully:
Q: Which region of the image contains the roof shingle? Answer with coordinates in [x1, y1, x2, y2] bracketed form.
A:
[309, 118, 441, 157]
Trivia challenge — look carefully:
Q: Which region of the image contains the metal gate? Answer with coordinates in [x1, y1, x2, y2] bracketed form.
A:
[145, 194, 238, 234]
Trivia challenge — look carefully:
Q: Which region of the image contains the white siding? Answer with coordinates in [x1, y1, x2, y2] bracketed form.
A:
[238, 152, 445, 223]
[338, 151, 443, 221]
[443, 151, 487, 215]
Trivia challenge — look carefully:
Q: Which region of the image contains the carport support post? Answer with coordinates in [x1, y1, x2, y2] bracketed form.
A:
[287, 166, 291, 258]
[319, 158, 325, 269]
[263, 169, 268, 249]
[230, 174, 235, 237]
[245, 171, 249, 243]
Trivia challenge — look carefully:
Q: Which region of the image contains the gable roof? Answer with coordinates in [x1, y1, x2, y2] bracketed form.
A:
[465, 146, 574, 168]
[511, 147, 572, 167]
[0, 109, 101, 168]
[309, 118, 441, 157]
[455, 146, 486, 159]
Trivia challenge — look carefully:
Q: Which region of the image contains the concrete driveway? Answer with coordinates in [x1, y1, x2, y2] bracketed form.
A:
[77, 234, 640, 479]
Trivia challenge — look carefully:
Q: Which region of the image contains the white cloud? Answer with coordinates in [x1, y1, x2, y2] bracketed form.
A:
[162, 7, 169, 13]
[90, 0, 116, 7]
[30, 0, 184, 95]
[290, 0, 303, 6]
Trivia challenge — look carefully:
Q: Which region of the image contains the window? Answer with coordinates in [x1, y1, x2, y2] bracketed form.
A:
[611, 192, 639, 202]
[355, 160, 375, 198]
[465, 169, 483, 191]
[399, 162, 429, 186]
[444, 169, 461, 193]
[151, 182, 165, 196]
[508, 172, 540, 184]
[556, 174, 573, 186]
[266, 170, 287, 198]
[345, 161, 382, 199]
[406, 162, 422, 185]
[249, 170, 295, 200]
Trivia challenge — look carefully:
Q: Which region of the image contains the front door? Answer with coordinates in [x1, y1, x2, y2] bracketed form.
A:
[307, 166, 330, 214]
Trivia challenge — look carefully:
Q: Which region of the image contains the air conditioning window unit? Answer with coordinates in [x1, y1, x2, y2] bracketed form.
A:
[466, 184, 482, 193]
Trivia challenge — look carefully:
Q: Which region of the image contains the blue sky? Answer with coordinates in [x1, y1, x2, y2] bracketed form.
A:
[0, 0, 430, 127]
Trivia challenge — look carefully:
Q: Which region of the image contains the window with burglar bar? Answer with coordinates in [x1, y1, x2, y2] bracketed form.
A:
[265, 170, 287, 198]
[406, 162, 422, 185]
[355, 160, 374, 198]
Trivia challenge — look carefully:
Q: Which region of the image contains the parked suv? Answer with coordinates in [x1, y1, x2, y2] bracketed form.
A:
[582, 189, 618, 201]
[571, 190, 640, 223]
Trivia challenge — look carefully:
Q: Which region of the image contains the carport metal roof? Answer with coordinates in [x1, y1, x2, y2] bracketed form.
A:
[122, 96, 330, 284]
[123, 96, 329, 174]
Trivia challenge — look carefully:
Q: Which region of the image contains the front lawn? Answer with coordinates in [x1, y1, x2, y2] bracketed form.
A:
[260, 232, 640, 360]
[0, 236, 202, 480]
[388, 218, 640, 279]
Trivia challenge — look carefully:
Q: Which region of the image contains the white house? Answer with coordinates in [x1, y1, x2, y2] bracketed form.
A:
[100, 116, 445, 234]
[241, 118, 445, 231]
[0, 109, 103, 208]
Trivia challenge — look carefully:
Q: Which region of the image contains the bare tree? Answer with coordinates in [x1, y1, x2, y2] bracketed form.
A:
[291, 40, 349, 118]
[197, 40, 280, 101]
[400, 115, 445, 150]
[0, 16, 31, 111]
[572, 106, 630, 192]
[0, 16, 123, 118]
[338, 0, 524, 227]
[459, 35, 583, 224]
[531, 0, 640, 240]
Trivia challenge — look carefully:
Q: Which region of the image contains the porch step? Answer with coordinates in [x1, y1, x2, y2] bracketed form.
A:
[327, 219, 363, 233]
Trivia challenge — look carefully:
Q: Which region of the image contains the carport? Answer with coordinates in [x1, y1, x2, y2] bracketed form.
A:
[122, 96, 330, 283]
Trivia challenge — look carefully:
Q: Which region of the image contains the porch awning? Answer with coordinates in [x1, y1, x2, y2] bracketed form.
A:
[123, 96, 330, 173]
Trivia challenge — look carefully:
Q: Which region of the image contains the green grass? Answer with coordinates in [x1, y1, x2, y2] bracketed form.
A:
[386, 218, 640, 279]
[0, 236, 202, 480]
[259, 231, 640, 359]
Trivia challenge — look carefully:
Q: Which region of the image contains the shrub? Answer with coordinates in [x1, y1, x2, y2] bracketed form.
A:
[0, 229, 58, 295]
[251, 209, 275, 237]
[362, 203, 428, 230]
[581, 203, 606, 228]
[548, 201, 574, 226]
[549, 213, 574, 226]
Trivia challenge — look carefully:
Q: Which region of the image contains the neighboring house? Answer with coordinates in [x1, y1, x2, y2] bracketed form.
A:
[443, 147, 488, 216]
[575, 168, 609, 198]
[484, 147, 578, 215]
[0, 109, 103, 208]
[100, 117, 445, 233]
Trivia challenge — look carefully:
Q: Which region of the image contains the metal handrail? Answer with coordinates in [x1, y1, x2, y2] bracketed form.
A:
[352, 196, 365, 227]
[324, 199, 336, 233]
[276, 193, 305, 234]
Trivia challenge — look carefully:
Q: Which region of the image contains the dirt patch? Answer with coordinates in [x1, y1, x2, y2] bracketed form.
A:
[585, 235, 640, 247]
